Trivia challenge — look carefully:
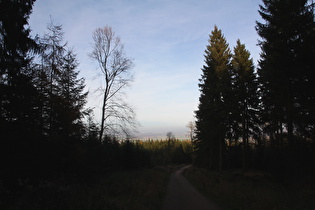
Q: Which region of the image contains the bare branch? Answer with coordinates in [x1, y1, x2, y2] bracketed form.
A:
[90, 25, 137, 141]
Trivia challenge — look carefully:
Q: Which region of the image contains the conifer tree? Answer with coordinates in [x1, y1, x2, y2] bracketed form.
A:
[194, 26, 232, 171]
[231, 39, 259, 169]
[0, 0, 43, 187]
[57, 49, 88, 139]
[256, 0, 315, 145]
[37, 21, 88, 140]
[39, 20, 67, 138]
[0, 0, 38, 139]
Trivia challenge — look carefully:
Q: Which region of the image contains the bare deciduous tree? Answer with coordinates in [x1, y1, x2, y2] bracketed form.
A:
[186, 121, 195, 141]
[166, 132, 175, 141]
[90, 26, 136, 141]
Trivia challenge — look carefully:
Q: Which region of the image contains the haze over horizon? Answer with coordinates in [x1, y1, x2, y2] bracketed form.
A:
[29, 0, 262, 139]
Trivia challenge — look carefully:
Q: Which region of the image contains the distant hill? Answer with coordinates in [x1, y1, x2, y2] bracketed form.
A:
[134, 127, 189, 140]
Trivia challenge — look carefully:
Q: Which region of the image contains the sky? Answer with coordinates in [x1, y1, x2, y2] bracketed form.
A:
[29, 0, 263, 139]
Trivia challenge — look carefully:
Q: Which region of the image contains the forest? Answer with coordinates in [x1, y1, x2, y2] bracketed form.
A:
[194, 0, 315, 179]
[0, 0, 191, 208]
[1, 0, 315, 209]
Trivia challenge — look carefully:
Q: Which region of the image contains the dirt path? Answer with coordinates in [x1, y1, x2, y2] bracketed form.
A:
[162, 165, 220, 210]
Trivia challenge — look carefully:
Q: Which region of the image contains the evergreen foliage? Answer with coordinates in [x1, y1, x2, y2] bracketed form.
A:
[0, 0, 38, 140]
[231, 40, 260, 169]
[34, 20, 88, 141]
[256, 0, 315, 144]
[194, 26, 232, 171]
[0, 3, 193, 204]
[37, 20, 67, 138]
[252, 0, 315, 177]
[194, 1, 315, 176]
[0, 0, 43, 196]
[1, 0, 315, 208]
[56, 49, 88, 140]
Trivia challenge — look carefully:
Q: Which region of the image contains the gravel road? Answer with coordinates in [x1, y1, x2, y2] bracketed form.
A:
[162, 165, 220, 210]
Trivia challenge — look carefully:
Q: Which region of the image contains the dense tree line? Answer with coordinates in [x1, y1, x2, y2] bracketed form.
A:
[2, 0, 314, 206]
[194, 0, 315, 178]
[0, 0, 94, 190]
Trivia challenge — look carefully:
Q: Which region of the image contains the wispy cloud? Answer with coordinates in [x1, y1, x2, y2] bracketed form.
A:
[29, 0, 262, 137]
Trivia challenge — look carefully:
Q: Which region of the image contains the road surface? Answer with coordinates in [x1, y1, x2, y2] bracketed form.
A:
[162, 165, 220, 210]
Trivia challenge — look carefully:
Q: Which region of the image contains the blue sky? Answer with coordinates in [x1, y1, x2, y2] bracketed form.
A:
[29, 0, 262, 139]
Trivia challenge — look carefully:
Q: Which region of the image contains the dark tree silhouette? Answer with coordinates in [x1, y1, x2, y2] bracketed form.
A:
[56, 49, 88, 140]
[256, 0, 315, 146]
[194, 26, 232, 171]
[35, 20, 88, 141]
[0, 0, 42, 192]
[0, 0, 38, 139]
[38, 20, 67, 138]
[90, 26, 136, 141]
[231, 39, 259, 170]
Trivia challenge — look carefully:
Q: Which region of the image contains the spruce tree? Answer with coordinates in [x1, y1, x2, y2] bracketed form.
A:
[57, 49, 88, 140]
[194, 26, 232, 171]
[0, 0, 44, 187]
[256, 0, 315, 145]
[0, 0, 38, 140]
[231, 39, 259, 169]
[37, 21, 88, 141]
[39, 20, 67, 138]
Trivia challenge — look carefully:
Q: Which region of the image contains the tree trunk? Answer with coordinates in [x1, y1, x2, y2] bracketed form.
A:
[219, 137, 223, 173]
[242, 100, 248, 171]
[98, 95, 106, 142]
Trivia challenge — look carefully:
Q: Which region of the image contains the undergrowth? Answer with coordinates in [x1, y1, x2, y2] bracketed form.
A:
[2, 167, 170, 210]
[183, 167, 315, 210]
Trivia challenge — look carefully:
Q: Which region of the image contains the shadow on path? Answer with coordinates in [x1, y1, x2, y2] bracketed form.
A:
[162, 165, 220, 210]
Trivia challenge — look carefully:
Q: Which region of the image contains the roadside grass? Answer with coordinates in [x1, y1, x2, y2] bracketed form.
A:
[183, 167, 315, 210]
[4, 167, 170, 210]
